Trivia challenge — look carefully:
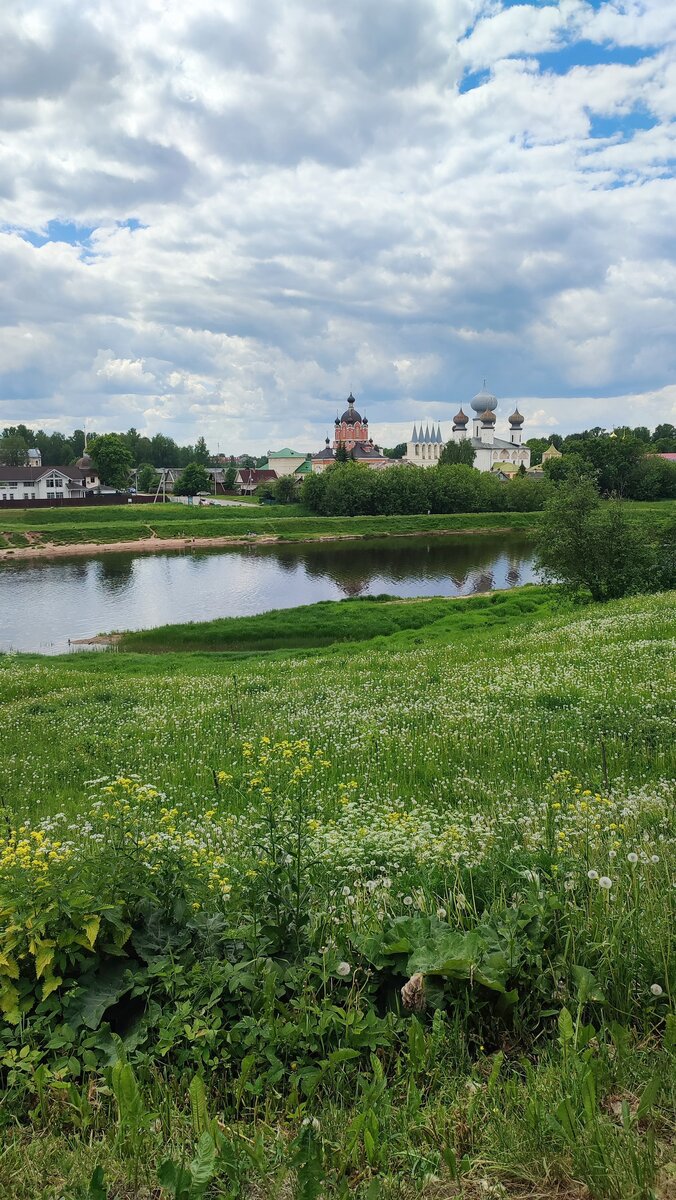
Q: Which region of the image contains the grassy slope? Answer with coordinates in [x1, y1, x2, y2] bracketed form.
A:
[0, 591, 674, 1197]
[116, 586, 556, 652]
[0, 503, 543, 548]
[1, 499, 673, 550]
[2, 588, 674, 821]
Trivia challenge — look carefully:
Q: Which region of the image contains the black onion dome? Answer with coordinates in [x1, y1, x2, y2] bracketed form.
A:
[76, 453, 93, 469]
[508, 408, 524, 426]
[453, 408, 468, 426]
[340, 393, 362, 423]
[479, 408, 496, 423]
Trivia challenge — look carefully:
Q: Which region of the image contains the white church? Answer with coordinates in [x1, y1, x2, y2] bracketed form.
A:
[405, 386, 530, 474]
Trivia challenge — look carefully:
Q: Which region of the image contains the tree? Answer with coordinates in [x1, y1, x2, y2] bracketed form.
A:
[334, 443, 349, 463]
[439, 439, 476, 467]
[535, 478, 655, 602]
[173, 462, 211, 496]
[0, 434, 28, 466]
[193, 436, 210, 465]
[88, 434, 134, 489]
[137, 463, 161, 493]
[222, 465, 237, 491]
[274, 475, 298, 504]
[301, 470, 327, 512]
[150, 433, 181, 467]
[383, 442, 407, 459]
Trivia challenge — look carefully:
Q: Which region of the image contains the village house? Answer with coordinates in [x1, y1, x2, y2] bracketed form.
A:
[0, 453, 102, 502]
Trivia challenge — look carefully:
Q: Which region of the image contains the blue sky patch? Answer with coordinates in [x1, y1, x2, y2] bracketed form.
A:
[458, 68, 491, 95]
[537, 40, 654, 74]
[587, 107, 657, 141]
[19, 219, 96, 248]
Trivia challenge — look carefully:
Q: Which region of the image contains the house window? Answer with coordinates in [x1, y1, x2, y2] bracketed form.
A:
[46, 476, 63, 488]
[8, 481, 17, 489]
[47, 492, 55, 499]
[23, 493, 29, 500]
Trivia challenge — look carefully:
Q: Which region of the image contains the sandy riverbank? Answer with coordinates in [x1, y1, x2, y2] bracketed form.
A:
[0, 525, 519, 562]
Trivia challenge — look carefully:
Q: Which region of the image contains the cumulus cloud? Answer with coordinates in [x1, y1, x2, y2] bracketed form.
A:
[0, 0, 675, 451]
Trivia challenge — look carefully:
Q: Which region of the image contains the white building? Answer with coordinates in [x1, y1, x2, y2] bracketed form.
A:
[0, 454, 101, 502]
[450, 387, 530, 473]
[405, 423, 444, 467]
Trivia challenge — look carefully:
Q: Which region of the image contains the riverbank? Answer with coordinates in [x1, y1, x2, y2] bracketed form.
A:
[1, 499, 673, 560]
[0, 510, 542, 559]
[114, 586, 556, 653]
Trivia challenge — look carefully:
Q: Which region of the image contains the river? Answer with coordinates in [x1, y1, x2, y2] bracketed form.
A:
[0, 533, 539, 654]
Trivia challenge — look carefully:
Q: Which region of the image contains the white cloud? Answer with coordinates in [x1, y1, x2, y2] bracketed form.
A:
[0, 0, 674, 451]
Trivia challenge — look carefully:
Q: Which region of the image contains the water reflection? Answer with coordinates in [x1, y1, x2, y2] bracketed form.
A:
[0, 534, 538, 654]
[95, 555, 136, 591]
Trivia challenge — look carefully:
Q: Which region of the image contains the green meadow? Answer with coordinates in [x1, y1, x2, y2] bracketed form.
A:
[0, 583, 674, 1198]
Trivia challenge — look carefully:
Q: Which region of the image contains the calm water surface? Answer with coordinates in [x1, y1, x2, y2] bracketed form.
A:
[0, 534, 538, 654]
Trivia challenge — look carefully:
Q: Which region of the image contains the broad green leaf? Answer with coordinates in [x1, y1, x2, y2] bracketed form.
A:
[635, 1074, 661, 1121]
[79, 916, 101, 952]
[571, 965, 606, 1004]
[42, 974, 63, 1001]
[68, 961, 136, 1030]
[86, 1165, 108, 1200]
[189, 1131, 217, 1189]
[0, 980, 20, 1016]
[327, 1048, 360, 1067]
[189, 1074, 209, 1137]
[555, 1096, 577, 1141]
[558, 1007, 574, 1043]
[34, 940, 56, 980]
[0, 952, 19, 980]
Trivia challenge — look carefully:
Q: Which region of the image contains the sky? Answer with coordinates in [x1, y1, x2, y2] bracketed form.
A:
[1, 0, 675, 454]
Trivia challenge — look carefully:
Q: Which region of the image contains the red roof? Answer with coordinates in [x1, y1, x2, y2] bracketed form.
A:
[657, 453, 676, 461]
[238, 468, 276, 485]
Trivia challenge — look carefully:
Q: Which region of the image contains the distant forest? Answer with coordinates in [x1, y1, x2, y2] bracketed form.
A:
[0, 424, 261, 469]
[1, 420, 675, 473]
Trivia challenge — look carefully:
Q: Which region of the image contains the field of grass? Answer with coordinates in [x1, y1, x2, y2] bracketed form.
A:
[1, 498, 673, 551]
[0, 588, 674, 1198]
[116, 587, 556, 653]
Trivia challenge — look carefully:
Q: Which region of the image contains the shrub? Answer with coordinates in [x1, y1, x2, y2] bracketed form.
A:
[536, 479, 656, 601]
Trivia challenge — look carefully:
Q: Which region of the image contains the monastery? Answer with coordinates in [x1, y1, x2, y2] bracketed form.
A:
[405, 385, 531, 473]
[312, 394, 388, 472]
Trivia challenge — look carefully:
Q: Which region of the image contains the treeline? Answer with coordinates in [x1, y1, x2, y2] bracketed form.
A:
[0, 424, 215, 469]
[302, 463, 548, 516]
[527, 430, 676, 500]
[527, 423, 676, 463]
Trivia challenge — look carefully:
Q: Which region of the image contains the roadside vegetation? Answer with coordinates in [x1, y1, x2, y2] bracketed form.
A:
[0, 583, 674, 1198]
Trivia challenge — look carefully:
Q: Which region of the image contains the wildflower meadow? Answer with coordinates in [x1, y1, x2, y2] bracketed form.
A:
[0, 588, 674, 1198]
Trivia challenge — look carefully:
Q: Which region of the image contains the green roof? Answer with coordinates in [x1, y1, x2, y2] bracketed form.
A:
[294, 460, 312, 474]
[267, 448, 307, 459]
